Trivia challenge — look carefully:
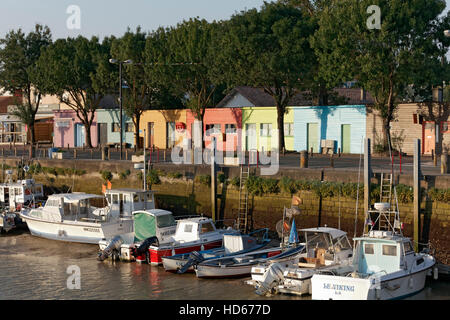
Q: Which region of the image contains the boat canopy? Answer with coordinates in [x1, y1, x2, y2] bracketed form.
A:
[300, 227, 347, 239]
[47, 193, 105, 204]
[133, 210, 175, 242]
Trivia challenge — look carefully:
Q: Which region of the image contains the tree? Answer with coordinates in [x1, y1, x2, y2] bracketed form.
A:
[0, 24, 52, 144]
[145, 19, 224, 148]
[312, 0, 449, 151]
[112, 27, 184, 149]
[214, 2, 316, 151]
[36, 36, 112, 148]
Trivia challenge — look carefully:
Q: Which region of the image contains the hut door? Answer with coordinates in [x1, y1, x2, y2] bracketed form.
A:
[75, 124, 85, 147]
[98, 123, 108, 146]
[246, 123, 256, 151]
[307, 123, 319, 153]
[341, 124, 351, 154]
[147, 122, 154, 148]
[423, 121, 435, 155]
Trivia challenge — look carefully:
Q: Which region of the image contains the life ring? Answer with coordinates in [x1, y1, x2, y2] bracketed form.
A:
[25, 188, 31, 195]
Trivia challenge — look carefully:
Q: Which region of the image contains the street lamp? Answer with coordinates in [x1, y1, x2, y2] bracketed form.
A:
[109, 58, 133, 160]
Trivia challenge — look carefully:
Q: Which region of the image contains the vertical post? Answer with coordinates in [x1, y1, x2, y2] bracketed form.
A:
[119, 62, 123, 161]
[143, 128, 146, 191]
[413, 139, 421, 252]
[330, 153, 334, 168]
[441, 153, 448, 174]
[211, 137, 217, 222]
[300, 150, 308, 168]
[364, 138, 371, 215]
[399, 150, 402, 174]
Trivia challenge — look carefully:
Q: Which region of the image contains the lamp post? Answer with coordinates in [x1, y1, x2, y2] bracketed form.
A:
[109, 58, 132, 160]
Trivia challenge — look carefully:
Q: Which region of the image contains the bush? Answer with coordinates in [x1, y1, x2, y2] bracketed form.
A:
[100, 170, 113, 182]
[261, 178, 279, 194]
[428, 188, 450, 202]
[280, 177, 298, 194]
[230, 176, 240, 188]
[197, 174, 211, 186]
[217, 172, 226, 184]
[245, 175, 264, 196]
[55, 167, 66, 176]
[119, 169, 131, 180]
[146, 169, 161, 187]
[167, 172, 183, 179]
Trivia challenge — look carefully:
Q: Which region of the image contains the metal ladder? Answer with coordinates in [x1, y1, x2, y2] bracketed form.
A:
[379, 173, 394, 230]
[237, 165, 250, 233]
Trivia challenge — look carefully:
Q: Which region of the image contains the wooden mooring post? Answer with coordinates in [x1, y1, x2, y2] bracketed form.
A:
[413, 139, 421, 252]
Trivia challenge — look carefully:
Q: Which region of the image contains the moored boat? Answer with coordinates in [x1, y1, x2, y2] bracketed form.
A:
[311, 202, 437, 300]
[248, 226, 354, 296]
[194, 244, 304, 279]
[162, 228, 271, 273]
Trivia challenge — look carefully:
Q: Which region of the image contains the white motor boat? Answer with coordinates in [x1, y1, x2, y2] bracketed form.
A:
[248, 227, 354, 296]
[98, 209, 178, 262]
[20, 189, 156, 244]
[0, 178, 44, 232]
[0, 178, 44, 211]
[311, 202, 437, 300]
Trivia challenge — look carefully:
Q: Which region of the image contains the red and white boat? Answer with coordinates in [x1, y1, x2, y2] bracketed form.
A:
[147, 217, 237, 265]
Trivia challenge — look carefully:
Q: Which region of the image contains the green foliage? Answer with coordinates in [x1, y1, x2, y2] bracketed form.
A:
[196, 175, 212, 187]
[428, 188, 450, 202]
[230, 176, 240, 188]
[245, 175, 265, 196]
[280, 177, 299, 194]
[100, 170, 113, 182]
[167, 171, 183, 179]
[119, 169, 131, 180]
[395, 184, 414, 203]
[217, 172, 226, 184]
[261, 178, 280, 195]
[146, 169, 161, 188]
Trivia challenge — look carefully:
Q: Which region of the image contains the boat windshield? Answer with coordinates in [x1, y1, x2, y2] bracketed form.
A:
[305, 231, 332, 256]
[332, 235, 352, 252]
[156, 214, 176, 228]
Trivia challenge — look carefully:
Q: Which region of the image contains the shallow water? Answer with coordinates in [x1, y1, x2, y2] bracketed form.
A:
[0, 231, 448, 300]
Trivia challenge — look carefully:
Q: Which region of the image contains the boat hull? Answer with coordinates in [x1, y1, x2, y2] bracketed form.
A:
[22, 216, 133, 244]
[311, 266, 433, 300]
[149, 240, 223, 265]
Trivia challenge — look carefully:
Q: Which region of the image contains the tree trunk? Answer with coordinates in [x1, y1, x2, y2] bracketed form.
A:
[134, 114, 141, 149]
[28, 122, 36, 145]
[276, 105, 286, 152]
[84, 123, 93, 148]
[382, 117, 392, 152]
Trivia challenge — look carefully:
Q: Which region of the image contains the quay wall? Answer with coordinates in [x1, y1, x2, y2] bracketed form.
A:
[1, 157, 449, 264]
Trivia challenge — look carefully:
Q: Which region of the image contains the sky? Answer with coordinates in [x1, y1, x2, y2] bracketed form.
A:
[0, 0, 269, 39]
[1, 0, 450, 40]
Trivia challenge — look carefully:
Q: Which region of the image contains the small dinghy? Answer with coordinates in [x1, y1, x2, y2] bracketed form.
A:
[194, 244, 305, 279]
[162, 228, 271, 273]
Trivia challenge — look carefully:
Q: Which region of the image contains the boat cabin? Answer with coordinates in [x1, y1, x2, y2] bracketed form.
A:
[300, 227, 353, 267]
[132, 209, 177, 244]
[173, 217, 218, 243]
[104, 189, 155, 218]
[0, 179, 44, 211]
[29, 193, 109, 223]
[353, 231, 415, 277]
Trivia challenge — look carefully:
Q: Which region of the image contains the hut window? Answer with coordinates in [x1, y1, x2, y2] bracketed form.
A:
[442, 121, 449, 133]
[125, 123, 134, 132]
[112, 123, 120, 132]
[225, 124, 236, 134]
[284, 123, 294, 136]
[260, 123, 272, 137]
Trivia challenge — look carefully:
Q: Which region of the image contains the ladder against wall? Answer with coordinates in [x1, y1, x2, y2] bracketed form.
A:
[237, 165, 250, 233]
[378, 172, 400, 232]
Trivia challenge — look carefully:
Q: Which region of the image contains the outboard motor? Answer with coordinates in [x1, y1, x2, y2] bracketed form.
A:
[133, 236, 159, 260]
[177, 251, 205, 274]
[254, 262, 285, 296]
[97, 236, 124, 261]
